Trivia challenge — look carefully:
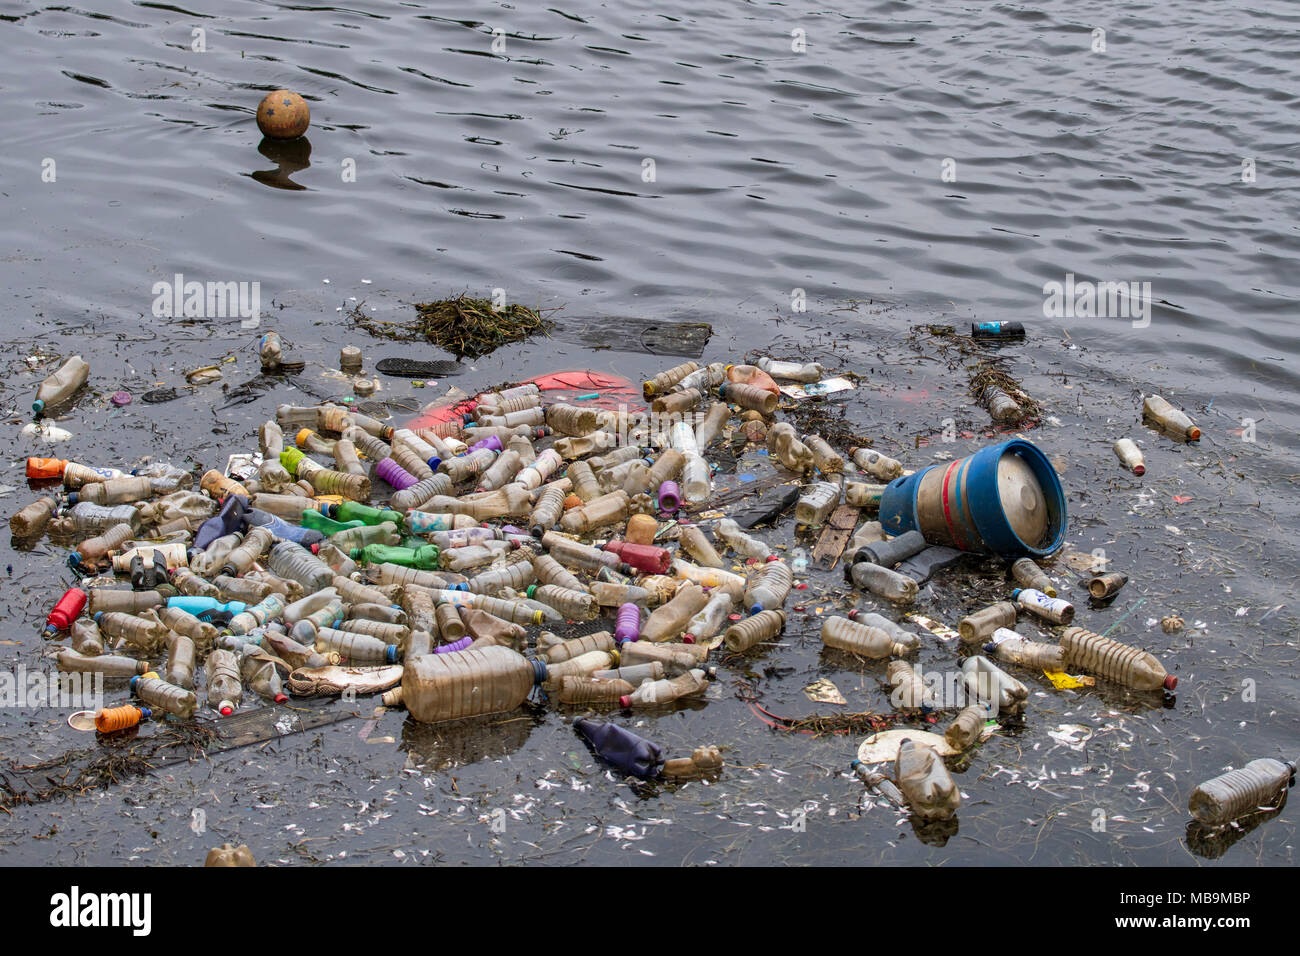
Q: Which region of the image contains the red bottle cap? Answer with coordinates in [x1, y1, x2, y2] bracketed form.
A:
[220, 703, 234, 716]
[1163, 675, 1178, 691]
[274, 693, 289, 704]
[682, 634, 695, 645]
[618, 695, 632, 708]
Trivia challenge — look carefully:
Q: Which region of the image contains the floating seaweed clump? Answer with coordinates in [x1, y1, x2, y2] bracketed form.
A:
[350, 295, 557, 358]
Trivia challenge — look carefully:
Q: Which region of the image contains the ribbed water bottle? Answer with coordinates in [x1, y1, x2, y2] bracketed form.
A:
[1060, 626, 1177, 691]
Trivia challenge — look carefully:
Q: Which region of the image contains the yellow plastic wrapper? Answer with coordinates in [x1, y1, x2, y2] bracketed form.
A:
[1043, 670, 1095, 689]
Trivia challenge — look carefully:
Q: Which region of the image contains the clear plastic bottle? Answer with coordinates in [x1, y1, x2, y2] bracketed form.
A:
[958, 601, 1018, 643]
[68, 522, 136, 572]
[556, 676, 635, 705]
[640, 450, 685, 498]
[546, 402, 600, 436]
[847, 610, 920, 651]
[724, 609, 785, 653]
[961, 655, 1028, 714]
[541, 631, 615, 664]
[11, 497, 58, 538]
[32, 355, 90, 414]
[850, 760, 906, 807]
[715, 518, 771, 561]
[651, 388, 704, 417]
[1188, 759, 1297, 826]
[984, 628, 1065, 672]
[1060, 626, 1178, 691]
[801, 434, 844, 475]
[160, 605, 219, 649]
[267, 540, 335, 592]
[406, 510, 476, 534]
[205, 649, 243, 715]
[96, 610, 171, 654]
[528, 584, 598, 621]
[766, 423, 813, 472]
[60, 503, 143, 536]
[757, 357, 823, 382]
[821, 616, 910, 658]
[850, 561, 918, 604]
[329, 521, 402, 550]
[617, 639, 706, 675]
[844, 481, 886, 509]
[680, 452, 711, 504]
[744, 559, 793, 613]
[643, 361, 699, 398]
[640, 583, 711, 643]
[887, 660, 934, 712]
[258, 421, 293, 489]
[241, 653, 288, 703]
[591, 581, 652, 609]
[131, 674, 197, 718]
[1143, 394, 1201, 441]
[683, 590, 733, 646]
[895, 739, 960, 821]
[677, 524, 723, 568]
[219, 526, 275, 576]
[465, 561, 535, 595]
[189, 531, 244, 578]
[57, 650, 149, 678]
[164, 633, 197, 689]
[229, 594, 289, 636]
[70, 618, 105, 656]
[620, 668, 709, 708]
[795, 481, 840, 527]
[559, 490, 631, 534]
[671, 560, 746, 601]
[211, 575, 274, 605]
[1010, 558, 1056, 598]
[1088, 571, 1129, 600]
[1011, 588, 1074, 625]
[390, 442, 435, 482]
[693, 402, 732, 450]
[1113, 438, 1146, 476]
[86, 587, 167, 616]
[945, 703, 992, 750]
[315, 627, 399, 664]
[401, 645, 543, 722]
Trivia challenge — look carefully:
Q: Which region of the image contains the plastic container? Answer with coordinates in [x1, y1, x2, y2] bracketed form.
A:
[715, 518, 770, 561]
[1010, 558, 1056, 598]
[887, 660, 933, 712]
[620, 668, 709, 708]
[529, 584, 598, 621]
[961, 655, 1029, 714]
[1060, 626, 1177, 691]
[267, 541, 335, 592]
[1188, 759, 1297, 826]
[847, 610, 920, 651]
[1011, 588, 1074, 625]
[723, 609, 785, 653]
[849, 561, 918, 604]
[402, 646, 543, 723]
[984, 628, 1065, 672]
[130, 674, 197, 718]
[603, 540, 671, 575]
[643, 361, 699, 397]
[849, 447, 903, 481]
[795, 481, 840, 527]
[57, 650, 149, 677]
[1143, 394, 1201, 441]
[767, 423, 813, 472]
[44, 587, 88, 637]
[757, 357, 823, 382]
[744, 559, 792, 614]
[1113, 438, 1146, 476]
[540, 630, 614, 664]
[33, 355, 90, 414]
[640, 583, 710, 643]
[1088, 572, 1129, 600]
[895, 739, 960, 821]
[821, 616, 910, 659]
[70, 619, 105, 656]
[958, 601, 1017, 643]
[164, 634, 196, 689]
[945, 704, 992, 750]
[11, 497, 58, 538]
[879, 439, 1066, 559]
[558, 676, 636, 705]
[204, 649, 242, 715]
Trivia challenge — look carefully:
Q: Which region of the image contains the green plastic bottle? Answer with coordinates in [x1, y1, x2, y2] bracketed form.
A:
[351, 543, 439, 569]
[300, 510, 366, 535]
[333, 501, 405, 529]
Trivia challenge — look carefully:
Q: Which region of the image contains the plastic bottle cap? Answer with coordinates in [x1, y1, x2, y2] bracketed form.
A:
[1163, 675, 1178, 691]
[749, 604, 763, 616]
[682, 634, 695, 644]
[847, 609, 860, 621]
[274, 693, 289, 704]
[619, 695, 632, 708]
[765, 553, 781, 562]
[220, 702, 234, 716]
[32, 399, 46, 414]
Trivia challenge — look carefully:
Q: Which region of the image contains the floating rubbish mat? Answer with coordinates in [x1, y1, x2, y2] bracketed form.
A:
[375, 358, 464, 378]
[349, 296, 557, 359]
[550, 317, 713, 357]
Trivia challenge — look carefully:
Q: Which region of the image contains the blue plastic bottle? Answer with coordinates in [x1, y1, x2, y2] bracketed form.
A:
[167, 596, 249, 617]
[245, 508, 326, 548]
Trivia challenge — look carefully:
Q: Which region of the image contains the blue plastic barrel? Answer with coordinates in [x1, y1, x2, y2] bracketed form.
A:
[878, 439, 1066, 559]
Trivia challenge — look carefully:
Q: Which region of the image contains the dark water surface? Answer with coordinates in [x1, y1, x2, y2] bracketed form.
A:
[0, 0, 1296, 865]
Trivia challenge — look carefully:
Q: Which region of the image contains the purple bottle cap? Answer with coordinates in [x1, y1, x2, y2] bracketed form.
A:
[111, 391, 132, 407]
[657, 481, 681, 513]
[470, 435, 503, 453]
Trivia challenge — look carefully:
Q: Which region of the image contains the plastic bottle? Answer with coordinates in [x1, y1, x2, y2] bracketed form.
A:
[259, 331, 284, 370]
[267, 540, 335, 591]
[94, 608, 174, 655]
[847, 610, 921, 651]
[353, 543, 440, 570]
[766, 423, 813, 472]
[199, 470, 250, 501]
[1188, 759, 1297, 826]
[59, 503, 143, 535]
[11, 497, 58, 538]
[1060, 626, 1178, 691]
[640, 583, 711, 643]
[316, 627, 400, 664]
[683, 590, 732, 646]
[693, 402, 731, 450]
[1011, 588, 1074, 625]
[558, 677, 637, 706]
[560, 490, 631, 534]
[33, 355, 90, 414]
[671, 560, 746, 601]
[241, 654, 288, 703]
[1010, 558, 1056, 598]
[57, 650, 150, 678]
[205, 649, 243, 715]
[390, 443, 435, 482]
[887, 660, 933, 712]
[593, 581, 652, 609]
[1113, 438, 1146, 476]
[724, 609, 785, 653]
[1143, 394, 1201, 441]
[847, 447, 902, 481]
[984, 628, 1066, 672]
[617, 640, 706, 676]
[958, 602, 1018, 643]
[86, 588, 169, 616]
[802, 434, 844, 476]
[329, 521, 402, 550]
[795, 481, 840, 527]
[401, 645, 544, 723]
[639, 450, 685, 498]
[620, 668, 709, 708]
[540, 631, 615, 664]
[603, 540, 671, 575]
[528, 584, 598, 621]
[1088, 572, 1129, 600]
[643, 362, 700, 398]
[528, 484, 567, 537]
[229, 594, 288, 636]
[981, 385, 1023, 422]
[464, 561, 535, 595]
[757, 357, 823, 382]
[850, 561, 918, 604]
[715, 518, 771, 561]
[130, 673, 197, 717]
[257, 421, 294, 489]
[744, 559, 793, 614]
[160, 606, 219, 649]
[668, 527, 719, 572]
[164, 634, 197, 689]
[945, 704, 992, 750]
[821, 616, 910, 658]
[961, 656, 1028, 714]
[894, 739, 960, 821]
[593, 662, 664, 685]
[43, 587, 88, 636]
[406, 511, 476, 535]
[679, 453, 711, 504]
[657, 480, 681, 513]
[850, 760, 906, 807]
[844, 482, 886, 509]
[70, 618, 105, 656]
[166, 596, 248, 618]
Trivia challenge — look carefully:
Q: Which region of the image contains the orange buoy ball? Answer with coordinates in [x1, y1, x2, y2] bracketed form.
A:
[256, 89, 310, 140]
